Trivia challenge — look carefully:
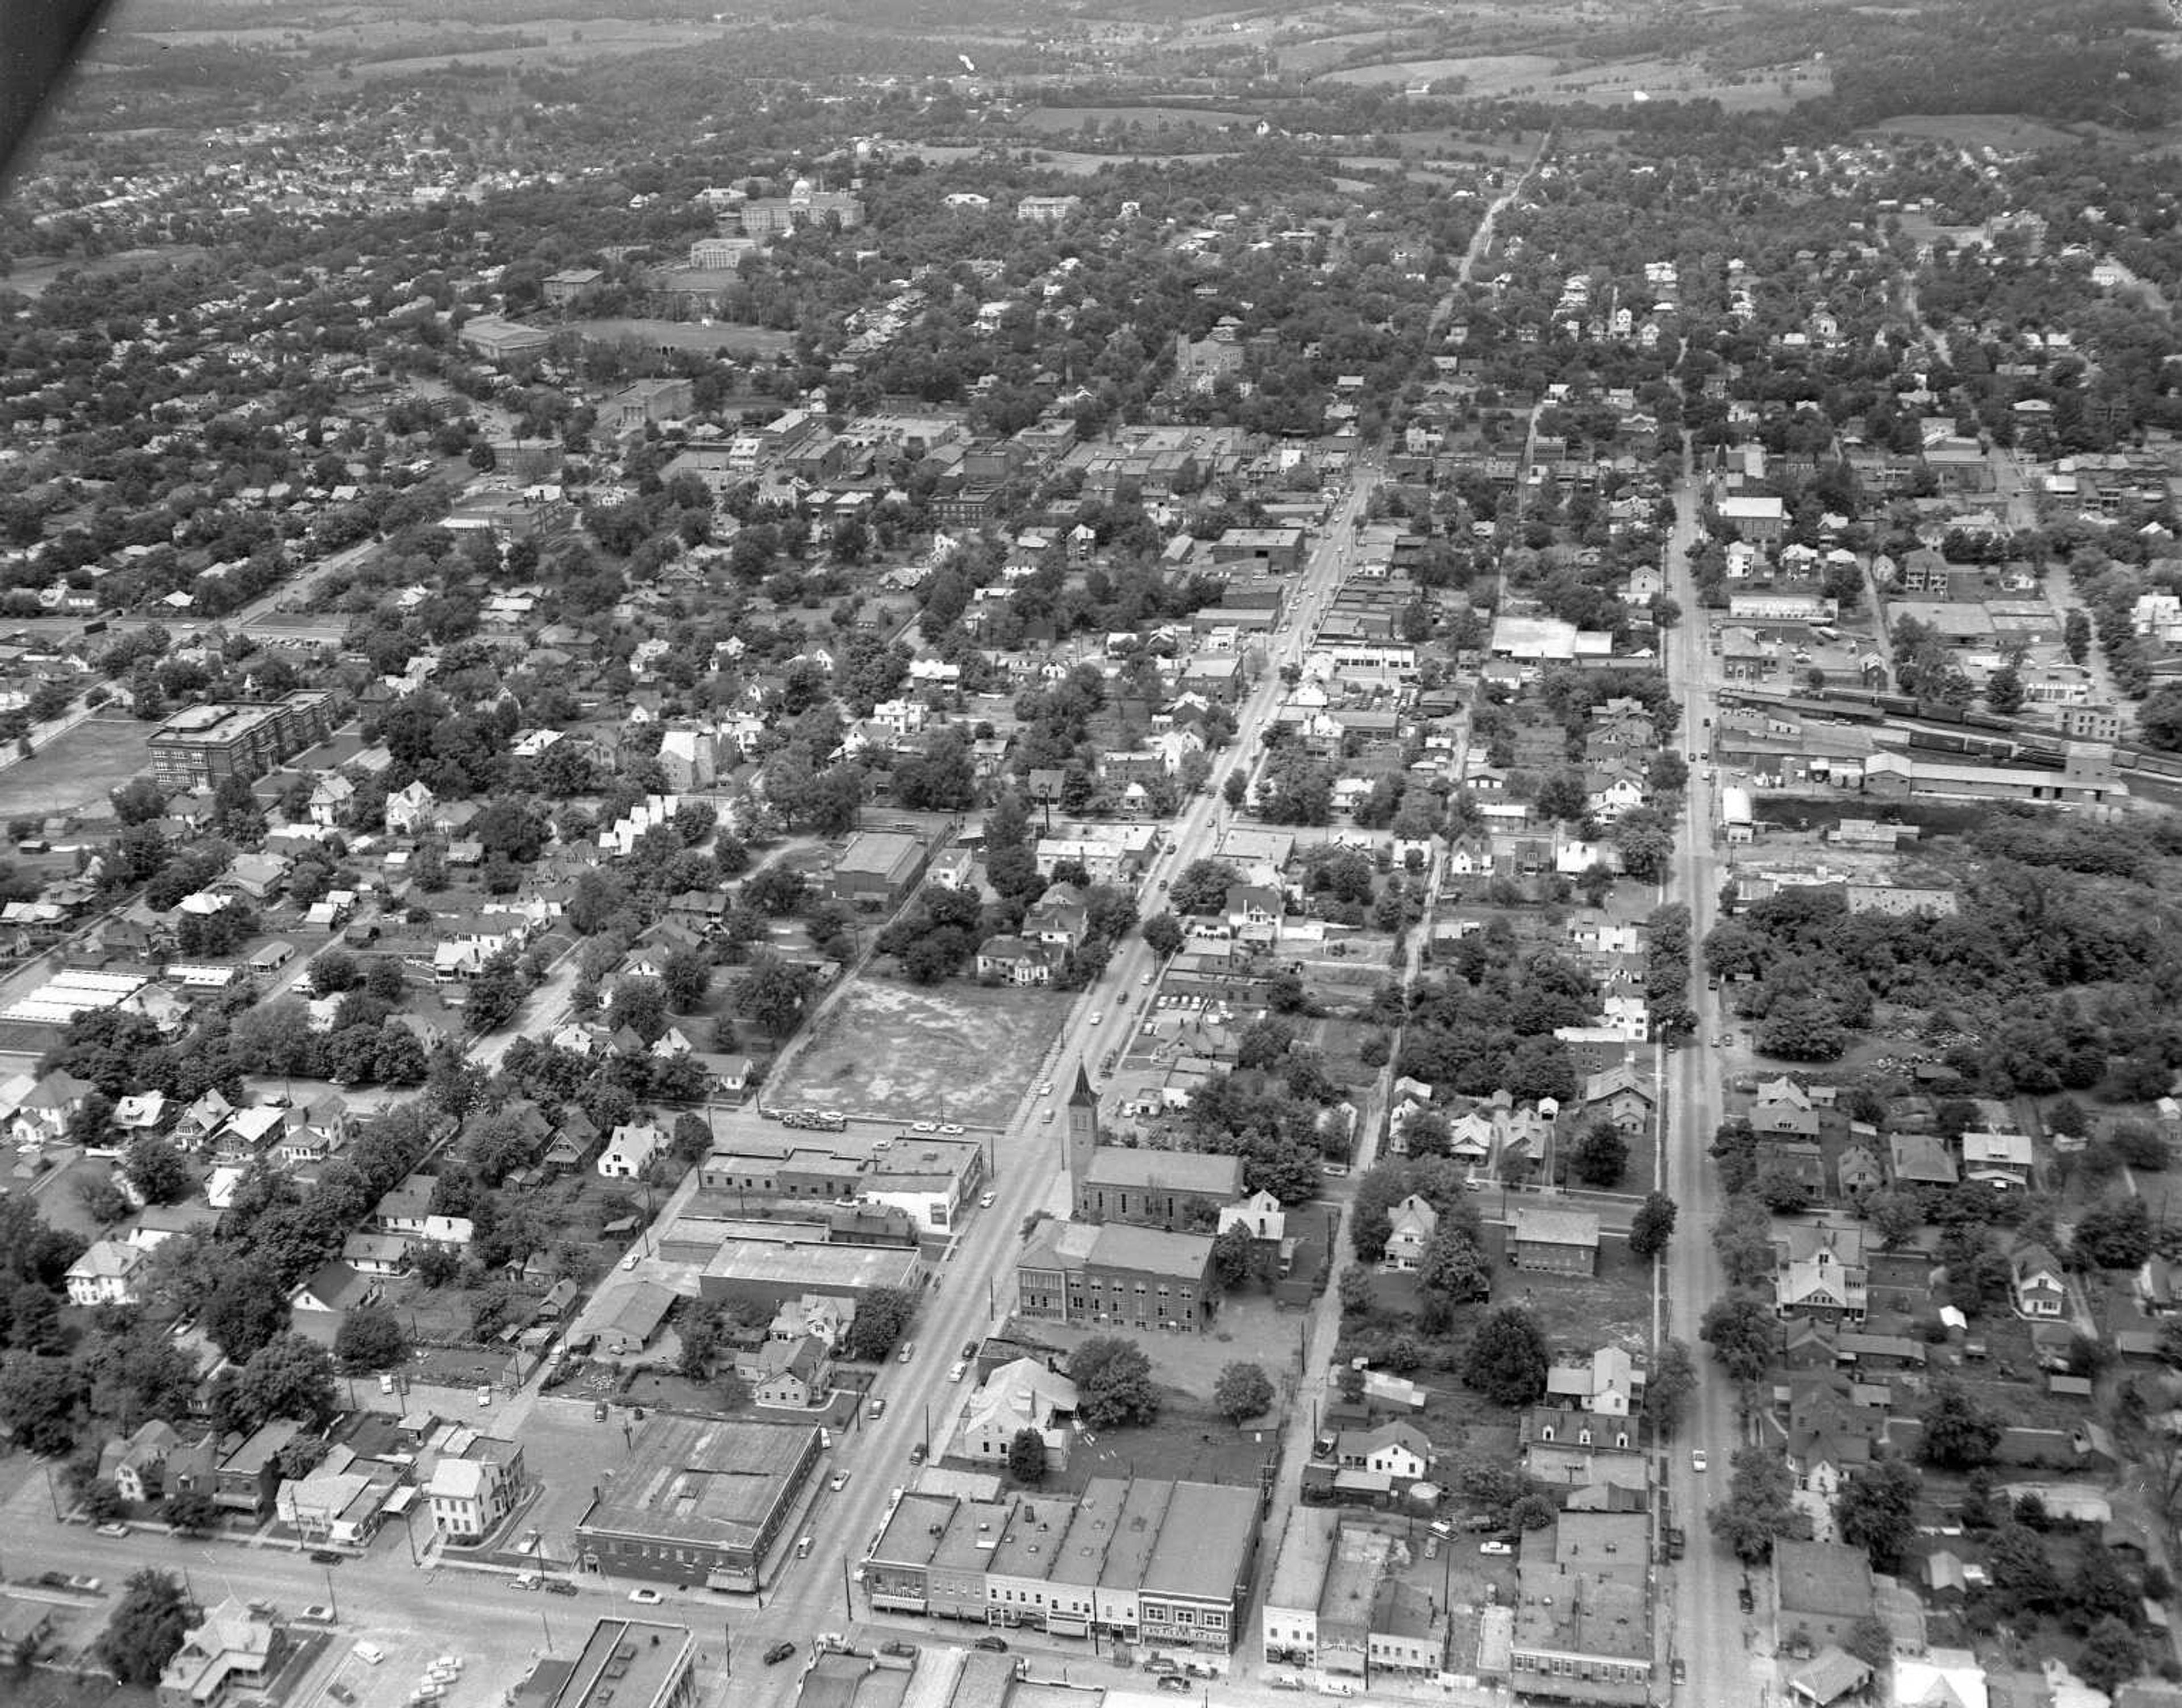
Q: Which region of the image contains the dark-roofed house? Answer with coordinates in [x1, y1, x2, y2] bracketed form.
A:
[1509, 1206, 1601, 1277]
[827, 831, 927, 910]
[215, 1420, 299, 1519]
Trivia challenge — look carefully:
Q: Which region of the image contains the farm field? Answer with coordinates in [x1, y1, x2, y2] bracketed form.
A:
[1024, 105, 1260, 131]
[0, 718, 155, 820]
[1856, 113, 2089, 151]
[772, 980, 1068, 1130]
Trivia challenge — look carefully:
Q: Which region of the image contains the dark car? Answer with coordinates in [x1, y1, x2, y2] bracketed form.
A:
[1671, 1659, 1687, 1686]
[1156, 1677, 1191, 1693]
[880, 1642, 919, 1659]
[1738, 1581, 1756, 1614]
[309, 1550, 344, 1566]
[546, 1580, 580, 1597]
[764, 1642, 798, 1667]
[973, 1636, 1009, 1653]
[908, 1443, 927, 1464]
[960, 1342, 978, 1361]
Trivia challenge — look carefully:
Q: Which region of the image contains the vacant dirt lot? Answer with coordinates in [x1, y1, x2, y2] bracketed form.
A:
[773, 980, 1068, 1129]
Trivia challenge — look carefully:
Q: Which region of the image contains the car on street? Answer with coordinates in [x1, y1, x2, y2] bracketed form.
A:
[628, 1588, 664, 1606]
[94, 1522, 130, 1539]
[911, 1121, 938, 1133]
[300, 1605, 336, 1623]
[978, 1191, 996, 1208]
[939, 1124, 964, 1136]
[764, 1642, 798, 1666]
[1156, 1677, 1190, 1693]
[547, 1580, 579, 1597]
[1690, 1449, 1708, 1473]
[310, 1551, 345, 1565]
[880, 1642, 918, 1659]
[867, 1397, 885, 1418]
[908, 1443, 927, 1464]
[1041, 1109, 1054, 1123]
[328, 1685, 357, 1705]
[973, 1636, 1009, 1653]
[477, 1385, 493, 1407]
[1479, 1540, 1513, 1556]
[1036, 1082, 1052, 1096]
[950, 1360, 967, 1382]
[1672, 1659, 1688, 1686]
[621, 1252, 638, 1270]
[898, 1340, 914, 1362]
[830, 1472, 850, 1492]
[1140, 972, 1153, 985]
[961, 1340, 980, 1359]
[1738, 1581, 1756, 1613]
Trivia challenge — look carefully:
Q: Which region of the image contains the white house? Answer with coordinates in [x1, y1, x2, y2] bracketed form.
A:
[1383, 1195, 1438, 1272]
[598, 1122, 665, 1180]
[66, 1239, 147, 1306]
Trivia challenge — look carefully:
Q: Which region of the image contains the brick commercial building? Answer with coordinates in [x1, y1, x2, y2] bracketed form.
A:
[576, 1415, 821, 1591]
[826, 830, 928, 910]
[148, 691, 336, 790]
[863, 1475, 1260, 1651]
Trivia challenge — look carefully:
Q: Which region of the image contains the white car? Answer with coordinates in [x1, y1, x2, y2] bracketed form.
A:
[1090, 1012, 1103, 1025]
[898, 1340, 915, 1363]
[830, 1472, 849, 1492]
[911, 1120, 938, 1134]
[1479, 1540, 1513, 1556]
[978, 1190, 996, 1208]
[1691, 1449, 1708, 1473]
[628, 1588, 664, 1606]
[949, 1361, 968, 1383]
[1036, 1082, 1053, 1096]
[939, 1123, 964, 1136]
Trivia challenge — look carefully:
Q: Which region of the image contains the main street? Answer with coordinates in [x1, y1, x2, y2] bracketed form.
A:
[1662, 445, 1771, 1707]
[724, 456, 1384, 1708]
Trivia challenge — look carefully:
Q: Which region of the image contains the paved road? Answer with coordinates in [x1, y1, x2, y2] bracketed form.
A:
[1664, 446, 1772, 1707]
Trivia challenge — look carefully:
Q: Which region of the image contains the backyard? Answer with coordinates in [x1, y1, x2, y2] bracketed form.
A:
[772, 980, 1069, 1130]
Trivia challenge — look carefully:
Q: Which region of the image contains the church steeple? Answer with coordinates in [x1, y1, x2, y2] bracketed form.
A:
[1065, 1064, 1100, 1202]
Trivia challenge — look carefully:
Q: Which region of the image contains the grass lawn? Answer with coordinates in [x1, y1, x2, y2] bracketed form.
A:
[564, 317, 792, 357]
[1486, 1223, 1653, 1359]
[1036, 1392, 1277, 1494]
[773, 980, 1068, 1129]
[0, 716, 154, 819]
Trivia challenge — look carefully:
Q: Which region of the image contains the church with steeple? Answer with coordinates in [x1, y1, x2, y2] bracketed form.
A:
[1063, 1066, 1243, 1232]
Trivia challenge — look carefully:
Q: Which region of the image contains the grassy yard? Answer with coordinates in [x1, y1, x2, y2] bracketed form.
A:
[0, 716, 154, 819]
[773, 980, 1068, 1129]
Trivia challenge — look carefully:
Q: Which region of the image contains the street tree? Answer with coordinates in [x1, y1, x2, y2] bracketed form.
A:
[1700, 1292, 1776, 1384]
[1628, 1192, 1678, 1260]
[97, 1570, 196, 1685]
[1708, 1446, 1812, 1565]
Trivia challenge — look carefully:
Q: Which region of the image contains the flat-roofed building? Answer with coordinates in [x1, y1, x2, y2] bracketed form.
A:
[1016, 1221, 1216, 1333]
[518, 1618, 696, 1708]
[694, 1237, 923, 1316]
[828, 830, 928, 910]
[576, 1416, 821, 1590]
[149, 691, 335, 790]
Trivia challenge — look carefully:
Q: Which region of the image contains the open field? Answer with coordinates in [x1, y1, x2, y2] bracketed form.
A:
[1024, 105, 1259, 131]
[0, 245, 209, 300]
[1321, 52, 1559, 88]
[1856, 113, 2089, 152]
[567, 318, 793, 357]
[1026, 149, 1242, 176]
[0, 717, 154, 819]
[1319, 49, 1829, 110]
[772, 980, 1068, 1130]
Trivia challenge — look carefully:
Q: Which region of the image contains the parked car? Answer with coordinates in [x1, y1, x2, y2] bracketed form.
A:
[1690, 1449, 1708, 1473]
[94, 1522, 130, 1539]
[547, 1580, 579, 1597]
[328, 1685, 357, 1705]
[627, 1588, 663, 1606]
[1738, 1581, 1756, 1614]
[1672, 1659, 1687, 1686]
[911, 1121, 938, 1134]
[830, 1472, 850, 1492]
[973, 1636, 1009, 1653]
[949, 1361, 967, 1382]
[764, 1642, 798, 1666]
[300, 1605, 336, 1623]
[939, 1124, 964, 1136]
[1156, 1677, 1191, 1693]
[1479, 1540, 1513, 1556]
[310, 1551, 345, 1566]
[978, 1192, 996, 1209]
[908, 1443, 927, 1465]
[880, 1642, 919, 1659]
[897, 1340, 914, 1363]
[1090, 1012, 1103, 1025]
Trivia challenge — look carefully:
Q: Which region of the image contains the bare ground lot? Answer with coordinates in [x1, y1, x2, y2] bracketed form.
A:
[773, 981, 1068, 1130]
[0, 717, 154, 819]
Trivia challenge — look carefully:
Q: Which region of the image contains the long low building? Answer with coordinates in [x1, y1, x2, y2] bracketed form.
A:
[699, 1131, 985, 1232]
[696, 1234, 924, 1314]
[863, 1475, 1261, 1652]
[576, 1415, 821, 1591]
